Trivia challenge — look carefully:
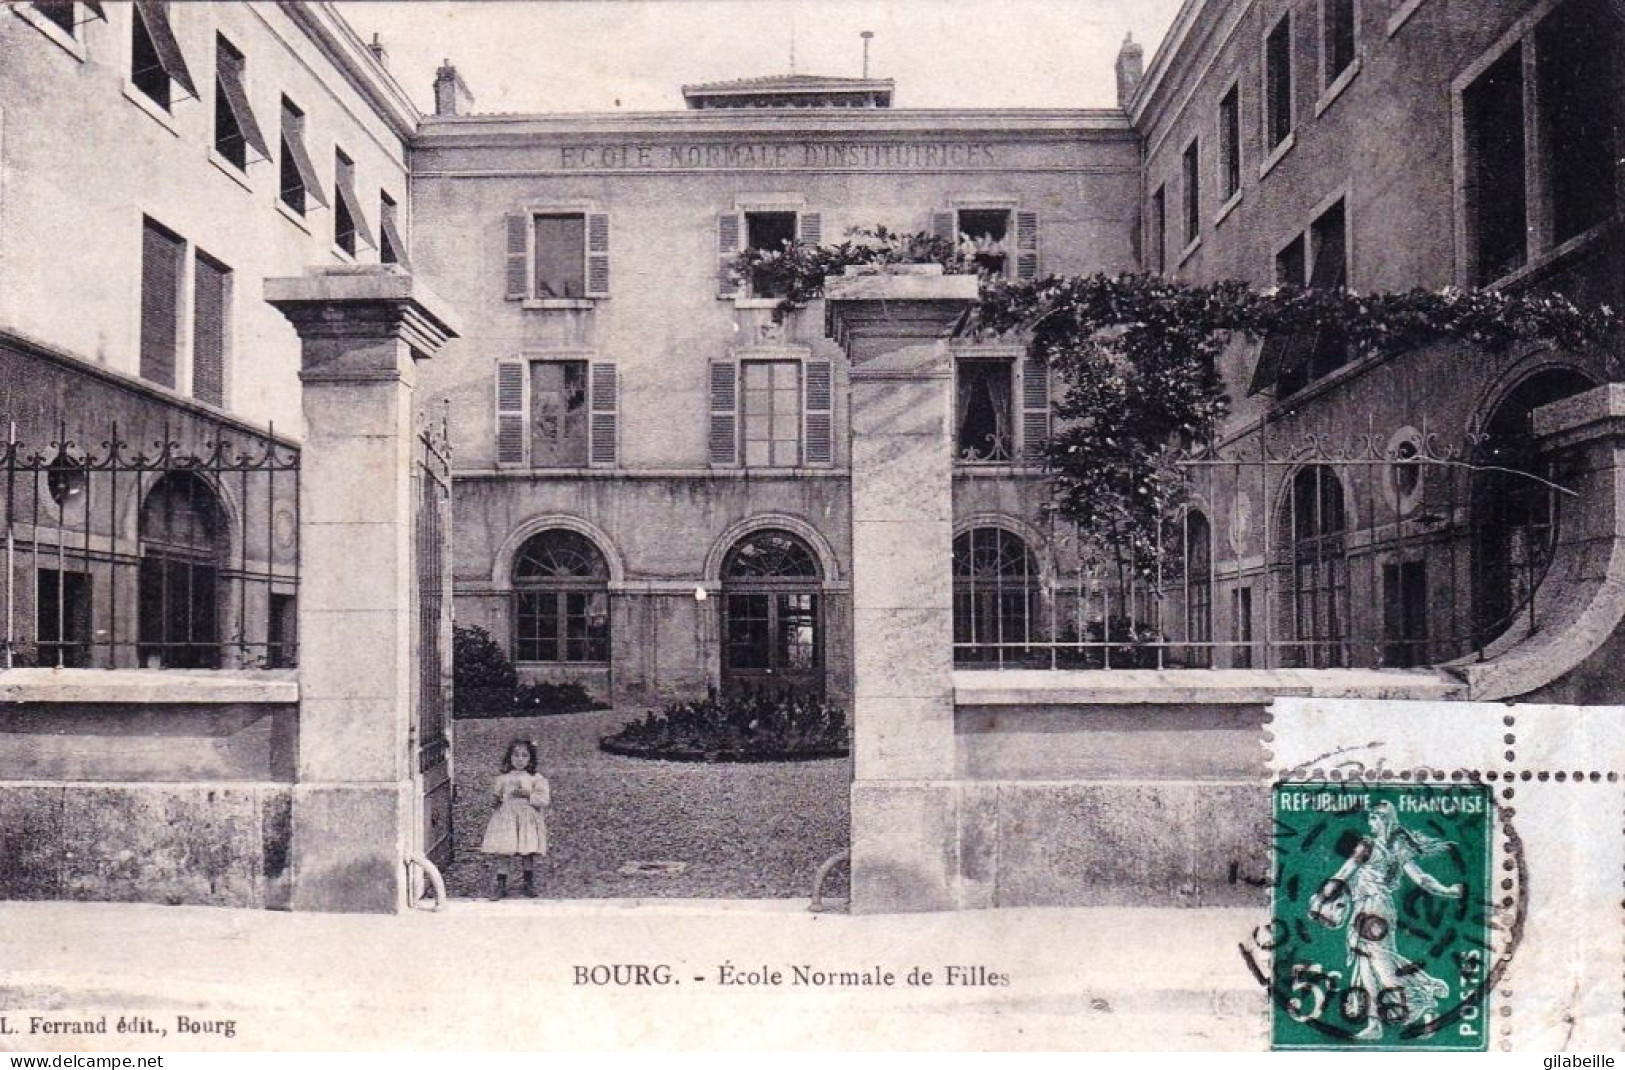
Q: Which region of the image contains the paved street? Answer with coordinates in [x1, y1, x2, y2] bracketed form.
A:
[0, 900, 1268, 1050]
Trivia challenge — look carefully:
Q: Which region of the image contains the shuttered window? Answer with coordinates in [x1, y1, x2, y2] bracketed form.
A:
[1020, 358, 1050, 462]
[586, 213, 611, 297]
[589, 361, 618, 466]
[279, 96, 326, 216]
[1252, 199, 1350, 396]
[495, 358, 615, 468]
[709, 360, 738, 465]
[534, 214, 585, 298]
[717, 208, 817, 298]
[495, 360, 527, 467]
[503, 211, 611, 300]
[379, 192, 407, 266]
[742, 361, 801, 467]
[333, 148, 374, 256]
[214, 35, 268, 170]
[529, 360, 587, 467]
[939, 206, 1038, 279]
[33, 2, 77, 35]
[803, 360, 833, 466]
[717, 212, 743, 299]
[139, 219, 183, 389]
[131, 0, 195, 111]
[192, 252, 229, 406]
[1015, 210, 1040, 281]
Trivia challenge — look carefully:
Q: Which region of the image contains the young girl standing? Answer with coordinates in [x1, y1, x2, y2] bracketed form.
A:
[480, 739, 551, 898]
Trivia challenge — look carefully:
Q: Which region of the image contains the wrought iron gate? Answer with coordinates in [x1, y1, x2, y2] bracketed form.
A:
[413, 415, 454, 867]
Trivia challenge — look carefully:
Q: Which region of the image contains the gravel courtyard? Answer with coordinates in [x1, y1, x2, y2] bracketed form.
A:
[443, 709, 851, 900]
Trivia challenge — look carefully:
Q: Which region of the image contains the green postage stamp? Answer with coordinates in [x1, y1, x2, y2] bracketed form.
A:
[1269, 782, 1494, 1051]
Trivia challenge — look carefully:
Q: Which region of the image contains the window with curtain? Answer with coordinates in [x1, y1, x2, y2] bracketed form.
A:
[956, 360, 1014, 463]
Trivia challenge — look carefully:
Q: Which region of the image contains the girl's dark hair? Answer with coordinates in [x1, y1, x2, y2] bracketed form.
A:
[501, 739, 538, 773]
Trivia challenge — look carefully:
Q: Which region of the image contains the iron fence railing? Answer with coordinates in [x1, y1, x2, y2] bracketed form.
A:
[953, 424, 1574, 671]
[1, 419, 299, 670]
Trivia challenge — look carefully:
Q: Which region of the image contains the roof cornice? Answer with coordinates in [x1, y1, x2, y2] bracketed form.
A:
[414, 107, 1136, 144]
[1129, 0, 1226, 127]
[280, 1, 421, 141]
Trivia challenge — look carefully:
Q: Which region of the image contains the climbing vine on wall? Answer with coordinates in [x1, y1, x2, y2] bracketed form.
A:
[733, 230, 1618, 578]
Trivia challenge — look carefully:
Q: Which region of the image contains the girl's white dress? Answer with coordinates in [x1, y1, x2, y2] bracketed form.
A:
[480, 770, 550, 856]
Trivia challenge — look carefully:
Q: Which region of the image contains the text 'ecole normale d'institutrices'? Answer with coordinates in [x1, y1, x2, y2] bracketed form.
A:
[0, 0, 1622, 913]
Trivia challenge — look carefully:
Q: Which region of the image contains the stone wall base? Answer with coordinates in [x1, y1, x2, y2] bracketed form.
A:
[290, 784, 410, 914]
[850, 779, 1270, 913]
[0, 783, 292, 908]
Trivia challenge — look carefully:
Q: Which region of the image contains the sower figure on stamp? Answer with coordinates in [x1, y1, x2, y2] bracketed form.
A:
[1308, 800, 1463, 1041]
[481, 739, 551, 899]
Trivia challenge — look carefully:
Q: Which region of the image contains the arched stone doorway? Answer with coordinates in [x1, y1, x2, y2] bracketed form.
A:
[138, 471, 228, 669]
[1472, 367, 1596, 647]
[720, 528, 824, 699]
[1278, 465, 1348, 668]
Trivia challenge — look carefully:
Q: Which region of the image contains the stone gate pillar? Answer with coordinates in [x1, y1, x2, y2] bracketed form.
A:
[825, 265, 979, 912]
[266, 266, 460, 913]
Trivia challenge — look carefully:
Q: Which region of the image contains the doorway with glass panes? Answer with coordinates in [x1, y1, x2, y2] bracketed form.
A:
[720, 528, 825, 700]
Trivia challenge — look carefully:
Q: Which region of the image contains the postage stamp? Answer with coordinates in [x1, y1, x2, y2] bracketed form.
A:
[1267, 781, 1494, 1051]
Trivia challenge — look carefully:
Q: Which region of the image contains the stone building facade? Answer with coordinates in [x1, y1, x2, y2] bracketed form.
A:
[410, 85, 1142, 707]
[1133, 0, 1624, 698]
[1, 0, 1622, 912]
[0, 1, 419, 907]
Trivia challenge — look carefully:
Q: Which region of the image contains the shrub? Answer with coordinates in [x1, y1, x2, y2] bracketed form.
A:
[452, 624, 604, 718]
[600, 689, 848, 762]
[453, 624, 516, 694]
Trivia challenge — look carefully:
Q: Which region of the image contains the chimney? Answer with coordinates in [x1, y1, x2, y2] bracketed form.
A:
[1115, 32, 1144, 109]
[367, 33, 389, 69]
[434, 59, 474, 117]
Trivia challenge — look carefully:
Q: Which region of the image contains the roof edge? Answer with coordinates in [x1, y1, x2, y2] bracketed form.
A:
[1128, 0, 1216, 126]
[282, 1, 422, 140]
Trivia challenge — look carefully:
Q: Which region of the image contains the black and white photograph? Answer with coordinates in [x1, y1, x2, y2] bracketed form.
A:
[0, 0, 1622, 1053]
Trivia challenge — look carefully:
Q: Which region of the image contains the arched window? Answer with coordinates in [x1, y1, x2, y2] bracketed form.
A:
[1279, 466, 1347, 668]
[1472, 368, 1595, 646]
[1184, 509, 1213, 667]
[512, 529, 610, 663]
[721, 529, 823, 698]
[138, 472, 227, 669]
[953, 526, 1039, 666]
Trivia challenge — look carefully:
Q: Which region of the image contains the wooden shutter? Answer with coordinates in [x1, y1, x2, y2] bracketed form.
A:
[585, 213, 611, 297]
[192, 254, 228, 407]
[589, 361, 618, 466]
[797, 212, 822, 246]
[504, 213, 530, 300]
[216, 46, 270, 161]
[495, 359, 527, 466]
[932, 211, 957, 244]
[134, 0, 198, 99]
[279, 102, 328, 209]
[803, 359, 833, 466]
[717, 212, 743, 298]
[1020, 357, 1051, 462]
[1016, 210, 1041, 280]
[139, 220, 182, 389]
[708, 360, 738, 465]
